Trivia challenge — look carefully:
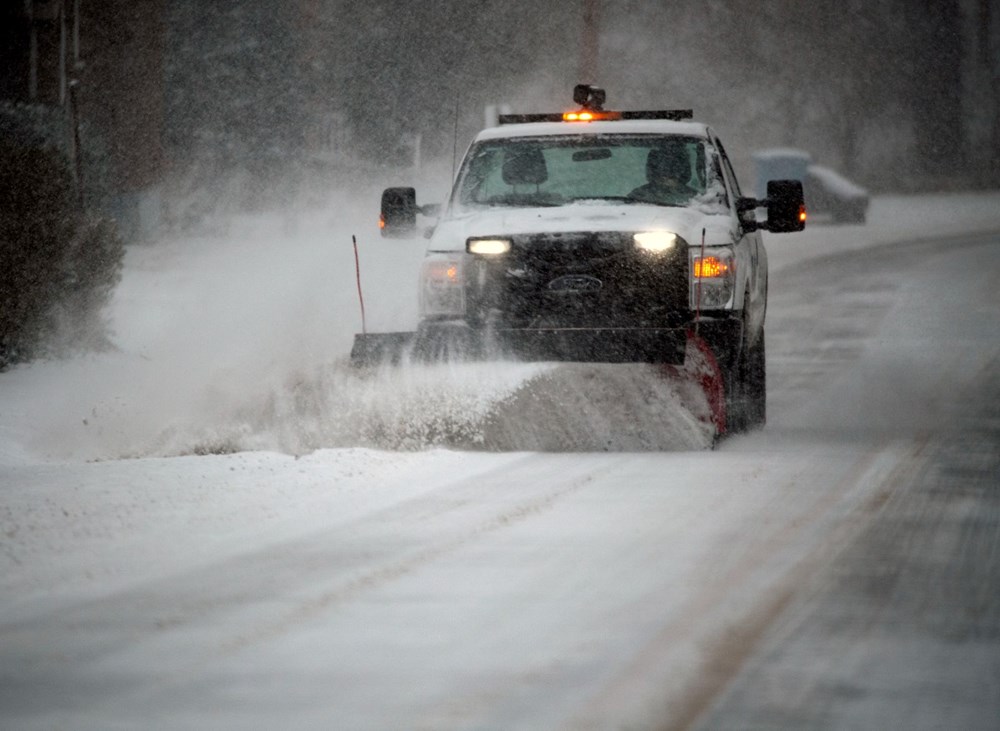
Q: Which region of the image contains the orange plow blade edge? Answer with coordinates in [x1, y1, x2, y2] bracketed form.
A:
[661, 330, 726, 437]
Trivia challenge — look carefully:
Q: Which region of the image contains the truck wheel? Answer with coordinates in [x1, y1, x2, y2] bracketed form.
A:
[722, 337, 748, 435]
[745, 331, 766, 429]
[699, 313, 752, 435]
[724, 359, 747, 434]
[723, 301, 765, 435]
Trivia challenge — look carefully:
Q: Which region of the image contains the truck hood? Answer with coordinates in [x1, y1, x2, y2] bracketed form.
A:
[428, 202, 735, 251]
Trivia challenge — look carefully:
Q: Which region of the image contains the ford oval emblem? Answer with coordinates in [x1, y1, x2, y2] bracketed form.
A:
[548, 274, 603, 293]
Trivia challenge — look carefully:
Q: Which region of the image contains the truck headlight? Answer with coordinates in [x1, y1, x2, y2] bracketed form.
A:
[634, 231, 677, 253]
[690, 248, 735, 309]
[467, 237, 512, 255]
[420, 255, 466, 317]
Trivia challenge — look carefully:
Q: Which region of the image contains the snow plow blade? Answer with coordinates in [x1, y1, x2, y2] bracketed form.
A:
[350, 327, 688, 367]
[348, 328, 727, 443]
[662, 330, 727, 437]
[349, 332, 416, 367]
[491, 327, 686, 364]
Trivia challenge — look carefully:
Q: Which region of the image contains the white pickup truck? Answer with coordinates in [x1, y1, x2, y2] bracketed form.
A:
[359, 86, 806, 431]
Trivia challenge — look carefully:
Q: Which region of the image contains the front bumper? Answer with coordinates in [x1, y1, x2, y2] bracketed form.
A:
[417, 321, 687, 364]
[494, 326, 686, 363]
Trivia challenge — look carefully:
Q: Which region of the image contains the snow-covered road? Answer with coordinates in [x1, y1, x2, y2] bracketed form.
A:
[1, 193, 999, 729]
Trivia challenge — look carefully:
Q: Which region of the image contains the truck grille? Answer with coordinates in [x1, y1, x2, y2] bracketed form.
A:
[476, 231, 690, 329]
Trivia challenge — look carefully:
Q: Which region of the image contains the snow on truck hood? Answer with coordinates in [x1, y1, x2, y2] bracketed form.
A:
[429, 202, 735, 251]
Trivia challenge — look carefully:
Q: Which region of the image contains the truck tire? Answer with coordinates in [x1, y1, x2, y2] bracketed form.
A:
[721, 330, 748, 435]
[724, 357, 747, 434]
[745, 330, 766, 429]
[723, 299, 766, 435]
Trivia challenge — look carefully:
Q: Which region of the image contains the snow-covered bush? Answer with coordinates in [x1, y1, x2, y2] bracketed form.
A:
[0, 114, 123, 369]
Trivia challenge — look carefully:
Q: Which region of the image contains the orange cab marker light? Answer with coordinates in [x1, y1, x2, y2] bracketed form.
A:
[694, 256, 730, 278]
[799, 205, 807, 223]
[378, 215, 385, 229]
[562, 110, 621, 122]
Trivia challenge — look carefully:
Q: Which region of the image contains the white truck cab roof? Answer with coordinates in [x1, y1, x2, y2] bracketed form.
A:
[473, 119, 713, 142]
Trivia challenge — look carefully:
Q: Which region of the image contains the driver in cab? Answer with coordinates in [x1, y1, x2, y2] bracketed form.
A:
[628, 146, 698, 206]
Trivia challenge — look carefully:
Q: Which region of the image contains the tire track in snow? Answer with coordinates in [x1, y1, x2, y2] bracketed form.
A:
[565, 437, 929, 731]
[215, 462, 608, 656]
[2, 456, 619, 718]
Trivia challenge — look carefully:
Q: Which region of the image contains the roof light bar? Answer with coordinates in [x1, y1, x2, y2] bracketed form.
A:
[498, 109, 693, 125]
[497, 85, 694, 125]
[620, 109, 693, 120]
[498, 113, 568, 124]
[563, 110, 623, 122]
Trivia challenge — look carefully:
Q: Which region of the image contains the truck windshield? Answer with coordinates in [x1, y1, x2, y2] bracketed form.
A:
[453, 134, 717, 211]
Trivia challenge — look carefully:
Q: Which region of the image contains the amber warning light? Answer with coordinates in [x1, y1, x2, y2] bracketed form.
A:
[693, 256, 731, 278]
[563, 110, 622, 122]
[799, 204, 807, 223]
[498, 85, 693, 125]
[426, 261, 460, 282]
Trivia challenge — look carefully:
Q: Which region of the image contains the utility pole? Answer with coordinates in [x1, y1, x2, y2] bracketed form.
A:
[28, 1, 38, 100]
[982, 0, 1000, 185]
[579, 0, 599, 84]
[68, 78, 84, 207]
[62, 0, 84, 207]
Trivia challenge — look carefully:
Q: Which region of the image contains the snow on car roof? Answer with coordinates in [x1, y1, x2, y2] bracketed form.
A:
[752, 148, 812, 161]
[475, 119, 712, 142]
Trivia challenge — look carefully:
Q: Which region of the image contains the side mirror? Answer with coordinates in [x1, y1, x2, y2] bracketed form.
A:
[380, 187, 417, 238]
[765, 179, 806, 233]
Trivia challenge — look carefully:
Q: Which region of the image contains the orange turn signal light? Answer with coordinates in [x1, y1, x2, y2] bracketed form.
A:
[798, 204, 807, 223]
[425, 262, 459, 281]
[693, 256, 731, 278]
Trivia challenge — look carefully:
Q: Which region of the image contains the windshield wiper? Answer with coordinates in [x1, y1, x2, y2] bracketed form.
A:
[470, 194, 566, 208]
[569, 195, 684, 208]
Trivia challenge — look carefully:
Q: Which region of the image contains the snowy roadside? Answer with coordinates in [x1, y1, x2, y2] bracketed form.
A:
[0, 447, 529, 621]
[765, 190, 1000, 272]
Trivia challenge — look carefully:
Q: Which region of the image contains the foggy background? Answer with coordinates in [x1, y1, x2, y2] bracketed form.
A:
[2, 9, 999, 725]
[2, 0, 998, 240]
